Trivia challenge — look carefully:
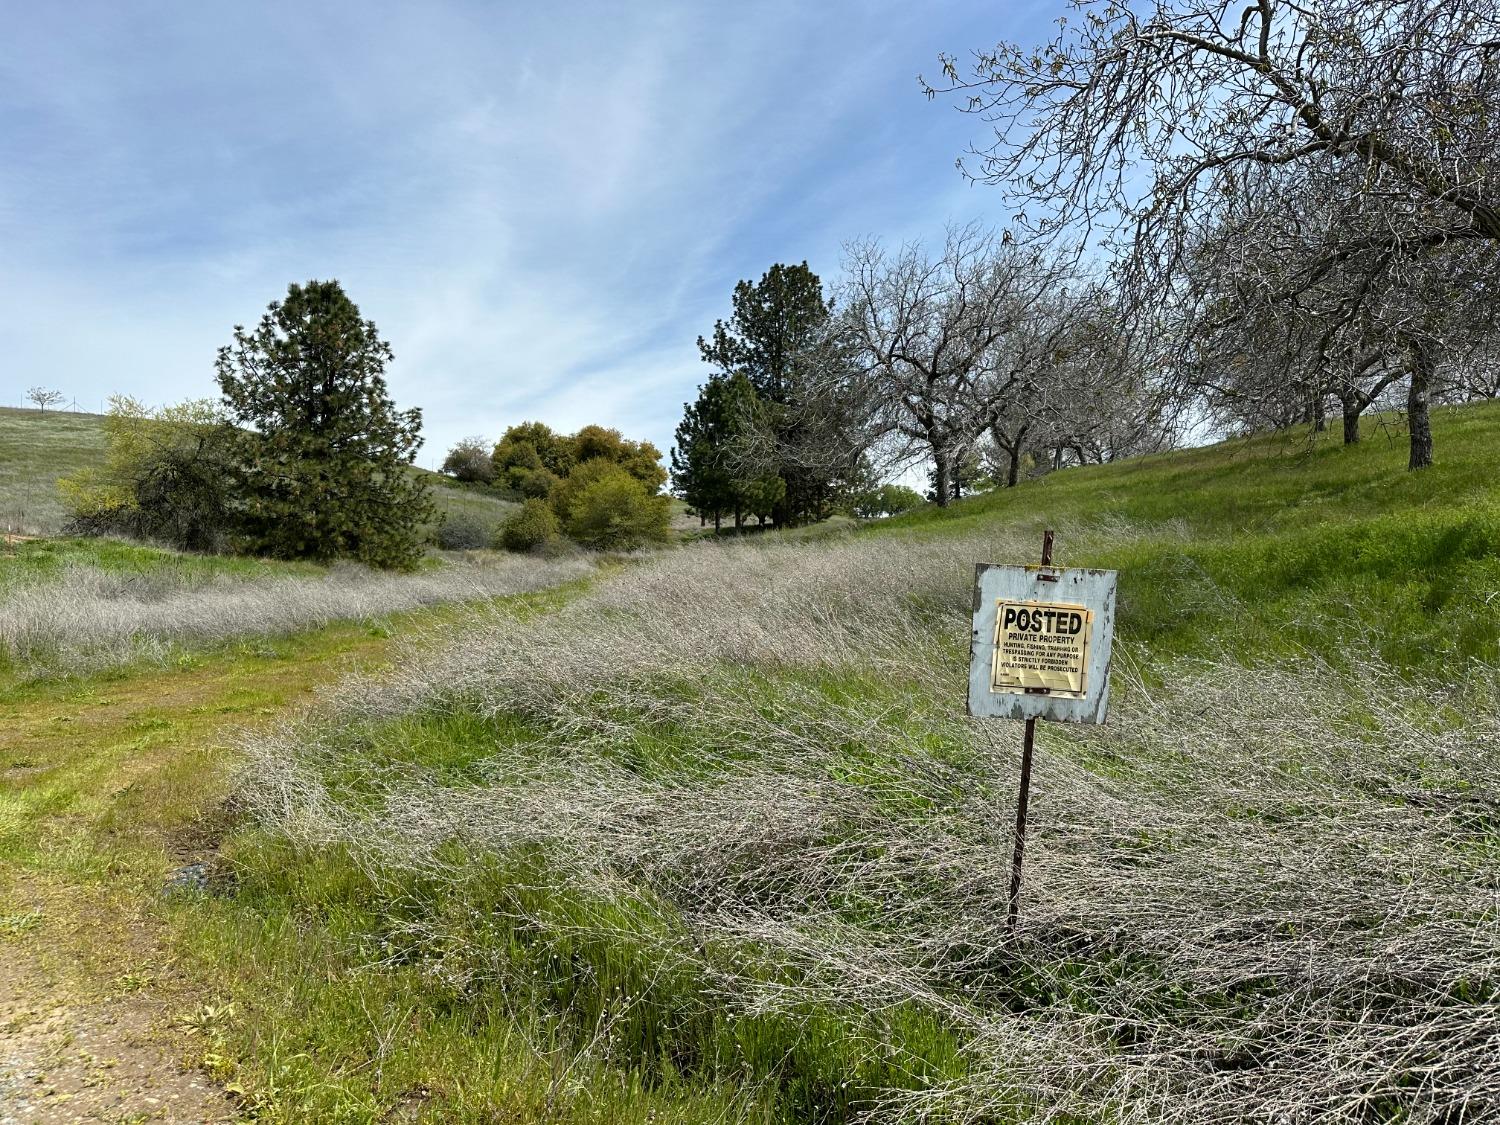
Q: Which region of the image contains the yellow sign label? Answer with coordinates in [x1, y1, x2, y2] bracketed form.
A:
[991, 599, 1092, 698]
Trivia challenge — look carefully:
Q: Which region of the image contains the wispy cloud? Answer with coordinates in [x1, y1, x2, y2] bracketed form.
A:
[0, 0, 1039, 463]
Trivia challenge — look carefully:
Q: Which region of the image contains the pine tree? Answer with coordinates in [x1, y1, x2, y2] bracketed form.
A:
[215, 280, 433, 569]
[696, 262, 848, 525]
[671, 376, 737, 531]
[671, 373, 784, 532]
[698, 262, 832, 406]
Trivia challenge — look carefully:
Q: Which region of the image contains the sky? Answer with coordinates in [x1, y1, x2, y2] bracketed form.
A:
[0, 0, 1053, 468]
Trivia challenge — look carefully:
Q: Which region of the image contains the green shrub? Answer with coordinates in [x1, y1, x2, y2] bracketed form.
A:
[561, 464, 670, 551]
[499, 498, 561, 552]
[852, 483, 925, 519]
[59, 396, 240, 553]
[440, 437, 496, 484]
[517, 467, 560, 500]
[434, 512, 493, 550]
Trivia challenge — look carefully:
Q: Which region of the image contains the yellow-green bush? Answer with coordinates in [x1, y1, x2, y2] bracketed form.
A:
[499, 497, 562, 553]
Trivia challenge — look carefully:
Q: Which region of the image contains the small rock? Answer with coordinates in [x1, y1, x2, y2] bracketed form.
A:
[161, 864, 209, 896]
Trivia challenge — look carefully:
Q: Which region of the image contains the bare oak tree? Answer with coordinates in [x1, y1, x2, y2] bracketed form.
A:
[841, 225, 1081, 504]
[928, 0, 1500, 467]
[26, 387, 65, 413]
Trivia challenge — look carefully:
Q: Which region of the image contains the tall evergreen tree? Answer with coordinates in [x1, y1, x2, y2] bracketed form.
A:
[698, 262, 832, 405]
[671, 375, 737, 531]
[671, 373, 782, 531]
[697, 262, 843, 525]
[215, 280, 432, 569]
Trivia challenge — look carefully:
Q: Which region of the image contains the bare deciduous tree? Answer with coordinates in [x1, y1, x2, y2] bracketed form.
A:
[841, 225, 1084, 504]
[26, 387, 65, 413]
[928, 0, 1500, 468]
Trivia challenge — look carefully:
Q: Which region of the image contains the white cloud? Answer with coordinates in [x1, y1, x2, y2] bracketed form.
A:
[1, 0, 1033, 463]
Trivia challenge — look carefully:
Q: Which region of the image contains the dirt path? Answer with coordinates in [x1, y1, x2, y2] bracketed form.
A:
[0, 619, 412, 1123]
[0, 926, 233, 1124]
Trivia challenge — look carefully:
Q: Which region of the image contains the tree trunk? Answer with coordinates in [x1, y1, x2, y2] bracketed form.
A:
[932, 452, 951, 508]
[1408, 344, 1434, 470]
[1341, 396, 1362, 445]
[713, 511, 721, 532]
[734, 508, 744, 529]
[1312, 394, 1326, 432]
[1007, 444, 1022, 488]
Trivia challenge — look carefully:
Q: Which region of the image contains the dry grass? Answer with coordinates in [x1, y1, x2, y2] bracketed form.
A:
[0, 550, 594, 676]
[236, 525, 1500, 1122]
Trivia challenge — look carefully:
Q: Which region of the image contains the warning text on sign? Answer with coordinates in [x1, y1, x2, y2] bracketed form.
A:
[991, 600, 1092, 698]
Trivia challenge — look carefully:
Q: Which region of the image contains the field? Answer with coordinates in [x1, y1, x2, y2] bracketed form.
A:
[0, 406, 556, 680]
[0, 406, 108, 535]
[4, 403, 1499, 1122]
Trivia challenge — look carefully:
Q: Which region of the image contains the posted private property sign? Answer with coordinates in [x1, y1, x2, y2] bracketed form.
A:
[967, 563, 1117, 725]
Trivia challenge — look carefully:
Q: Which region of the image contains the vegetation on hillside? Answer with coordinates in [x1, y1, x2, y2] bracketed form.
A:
[5, 3, 1498, 1118]
[924, 0, 1500, 472]
[443, 420, 672, 552]
[0, 406, 107, 536]
[0, 402, 510, 550]
[55, 280, 435, 568]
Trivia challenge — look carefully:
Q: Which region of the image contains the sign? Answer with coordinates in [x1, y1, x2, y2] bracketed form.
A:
[991, 600, 1092, 697]
[967, 562, 1117, 724]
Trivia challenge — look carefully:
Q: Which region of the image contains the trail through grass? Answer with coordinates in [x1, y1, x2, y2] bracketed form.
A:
[0, 575, 730, 1123]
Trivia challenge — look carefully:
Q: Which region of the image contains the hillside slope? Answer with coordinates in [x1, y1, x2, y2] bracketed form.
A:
[198, 400, 1500, 1122]
[877, 400, 1500, 671]
[0, 405, 515, 537]
[0, 407, 108, 535]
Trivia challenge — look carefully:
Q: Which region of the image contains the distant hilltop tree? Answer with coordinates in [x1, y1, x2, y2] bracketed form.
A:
[26, 387, 64, 412]
[441, 436, 496, 484]
[216, 279, 433, 569]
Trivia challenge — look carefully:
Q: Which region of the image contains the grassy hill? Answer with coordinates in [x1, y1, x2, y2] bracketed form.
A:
[0, 404, 516, 539]
[157, 401, 1500, 1122]
[0, 407, 108, 535]
[881, 399, 1500, 672]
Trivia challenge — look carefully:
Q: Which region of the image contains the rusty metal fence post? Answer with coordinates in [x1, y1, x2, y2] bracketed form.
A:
[1006, 528, 1053, 933]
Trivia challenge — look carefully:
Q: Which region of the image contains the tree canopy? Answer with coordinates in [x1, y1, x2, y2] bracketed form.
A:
[216, 279, 432, 568]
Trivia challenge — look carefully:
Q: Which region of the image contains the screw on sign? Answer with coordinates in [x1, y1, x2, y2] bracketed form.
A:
[967, 530, 1118, 931]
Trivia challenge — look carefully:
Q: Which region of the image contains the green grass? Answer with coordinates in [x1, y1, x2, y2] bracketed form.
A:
[884, 402, 1498, 539]
[424, 475, 518, 541]
[0, 406, 108, 534]
[877, 403, 1500, 672]
[1, 580, 722, 1123]
[179, 402, 1500, 1122]
[0, 535, 326, 592]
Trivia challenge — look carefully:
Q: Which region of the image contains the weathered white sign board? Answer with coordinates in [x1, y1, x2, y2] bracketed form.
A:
[967, 563, 1118, 724]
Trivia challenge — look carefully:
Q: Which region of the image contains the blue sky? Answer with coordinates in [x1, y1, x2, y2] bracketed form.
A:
[1, 0, 1048, 466]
